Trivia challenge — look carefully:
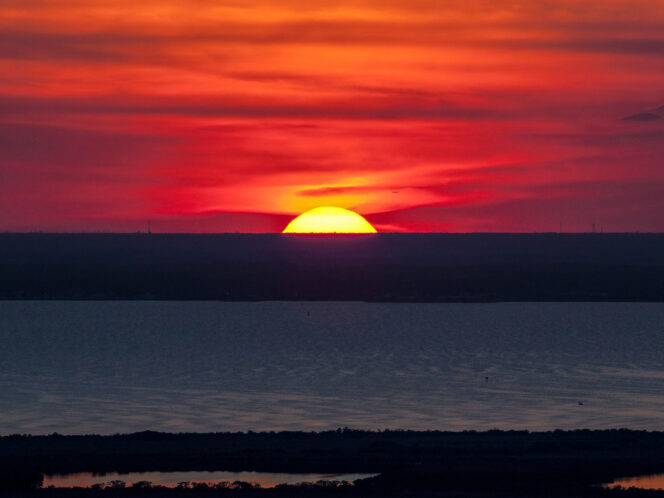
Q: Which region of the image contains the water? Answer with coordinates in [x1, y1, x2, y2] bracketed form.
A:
[1, 301, 663, 434]
[606, 474, 664, 490]
[43, 470, 374, 488]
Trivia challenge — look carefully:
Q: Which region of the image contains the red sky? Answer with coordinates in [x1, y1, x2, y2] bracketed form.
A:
[2, 0, 664, 232]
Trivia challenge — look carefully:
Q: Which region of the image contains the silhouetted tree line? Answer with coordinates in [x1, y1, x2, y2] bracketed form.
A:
[7, 482, 664, 498]
[83, 480, 263, 491]
[2, 430, 664, 495]
[2, 233, 664, 301]
[0, 467, 43, 491]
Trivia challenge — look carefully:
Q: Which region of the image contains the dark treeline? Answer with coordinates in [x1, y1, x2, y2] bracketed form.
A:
[2, 233, 664, 301]
[8, 482, 664, 497]
[3, 430, 664, 494]
[6, 486, 663, 498]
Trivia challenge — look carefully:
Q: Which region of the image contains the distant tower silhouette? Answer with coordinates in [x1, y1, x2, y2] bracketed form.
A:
[148, 221, 151, 234]
[592, 222, 596, 233]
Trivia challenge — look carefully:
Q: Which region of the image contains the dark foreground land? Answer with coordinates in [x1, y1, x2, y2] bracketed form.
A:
[3, 487, 663, 498]
[3, 430, 664, 497]
[2, 233, 664, 301]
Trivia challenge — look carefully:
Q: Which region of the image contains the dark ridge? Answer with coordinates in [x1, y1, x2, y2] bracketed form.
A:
[1, 233, 664, 302]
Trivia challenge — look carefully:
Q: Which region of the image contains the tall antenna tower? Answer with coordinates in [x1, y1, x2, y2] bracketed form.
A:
[148, 221, 151, 234]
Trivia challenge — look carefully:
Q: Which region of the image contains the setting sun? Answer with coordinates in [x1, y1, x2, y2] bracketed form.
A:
[283, 206, 377, 234]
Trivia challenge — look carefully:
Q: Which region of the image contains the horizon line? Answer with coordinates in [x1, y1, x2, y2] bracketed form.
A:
[2, 231, 663, 236]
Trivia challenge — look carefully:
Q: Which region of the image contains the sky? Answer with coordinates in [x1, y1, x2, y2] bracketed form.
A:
[2, 0, 664, 233]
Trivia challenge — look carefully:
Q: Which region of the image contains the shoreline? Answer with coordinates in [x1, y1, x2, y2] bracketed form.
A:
[3, 429, 664, 494]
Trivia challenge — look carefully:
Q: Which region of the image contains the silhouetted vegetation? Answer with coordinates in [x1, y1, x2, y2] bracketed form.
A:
[4, 481, 664, 498]
[3, 430, 664, 496]
[0, 468, 43, 491]
[2, 233, 664, 301]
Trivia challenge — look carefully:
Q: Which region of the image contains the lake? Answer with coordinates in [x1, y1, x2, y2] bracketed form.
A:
[1, 301, 664, 434]
[43, 470, 375, 488]
[606, 473, 664, 490]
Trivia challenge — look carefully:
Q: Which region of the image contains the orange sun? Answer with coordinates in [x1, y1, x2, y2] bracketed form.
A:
[283, 206, 377, 234]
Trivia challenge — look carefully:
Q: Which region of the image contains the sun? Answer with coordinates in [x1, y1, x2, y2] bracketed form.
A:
[283, 206, 377, 234]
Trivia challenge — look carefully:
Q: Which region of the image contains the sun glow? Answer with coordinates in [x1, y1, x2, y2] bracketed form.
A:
[283, 206, 377, 234]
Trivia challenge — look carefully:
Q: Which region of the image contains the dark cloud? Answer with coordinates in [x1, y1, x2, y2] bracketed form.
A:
[369, 179, 664, 232]
[299, 185, 393, 197]
[516, 38, 664, 56]
[0, 122, 174, 170]
[622, 112, 662, 121]
[621, 105, 664, 122]
[2, 20, 664, 63]
[0, 93, 511, 121]
[527, 129, 664, 147]
[0, 210, 293, 234]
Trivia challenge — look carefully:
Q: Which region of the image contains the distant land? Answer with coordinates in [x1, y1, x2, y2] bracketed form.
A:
[1, 233, 664, 301]
[3, 429, 664, 495]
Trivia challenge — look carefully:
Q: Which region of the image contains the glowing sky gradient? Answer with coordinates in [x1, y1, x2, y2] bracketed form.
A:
[2, 0, 664, 232]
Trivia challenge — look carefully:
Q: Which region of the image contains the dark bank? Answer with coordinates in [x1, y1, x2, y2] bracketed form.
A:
[3, 430, 664, 497]
[2, 233, 664, 301]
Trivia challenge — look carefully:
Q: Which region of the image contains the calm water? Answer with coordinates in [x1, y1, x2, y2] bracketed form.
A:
[43, 471, 374, 488]
[606, 474, 664, 490]
[1, 301, 664, 434]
